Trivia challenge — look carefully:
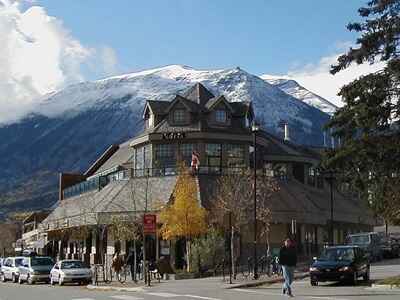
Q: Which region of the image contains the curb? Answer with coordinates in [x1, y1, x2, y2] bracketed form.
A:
[371, 284, 400, 290]
[87, 285, 145, 292]
[224, 273, 309, 289]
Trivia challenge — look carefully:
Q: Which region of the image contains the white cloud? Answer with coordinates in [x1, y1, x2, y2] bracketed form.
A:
[0, 0, 118, 124]
[283, 49, 385, 107]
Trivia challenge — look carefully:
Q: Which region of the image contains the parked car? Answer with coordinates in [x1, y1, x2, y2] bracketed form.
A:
[18, 256, 54, 284]
[0, 257, 24, 283]
[379, 235, 400, 258]
[346, 232, 382, 261]
[310, 245, 370, 286]
[50, 260, 91, 286]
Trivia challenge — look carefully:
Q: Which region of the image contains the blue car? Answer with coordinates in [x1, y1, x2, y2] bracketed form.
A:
[309, 246, 370, 286]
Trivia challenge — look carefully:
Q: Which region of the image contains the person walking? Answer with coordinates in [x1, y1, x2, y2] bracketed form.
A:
[279, 238, 297, 297]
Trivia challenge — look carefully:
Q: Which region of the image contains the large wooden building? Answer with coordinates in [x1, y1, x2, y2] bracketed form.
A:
[40, 83, 374, 266]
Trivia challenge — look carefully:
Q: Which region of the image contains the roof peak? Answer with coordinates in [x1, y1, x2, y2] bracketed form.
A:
[182, 83, 215, 106]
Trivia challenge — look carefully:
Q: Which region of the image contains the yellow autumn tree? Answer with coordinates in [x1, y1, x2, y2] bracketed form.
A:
[159, 164, 207, 272]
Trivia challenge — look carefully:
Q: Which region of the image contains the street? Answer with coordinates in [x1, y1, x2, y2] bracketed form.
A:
[0, 259, 399, 300]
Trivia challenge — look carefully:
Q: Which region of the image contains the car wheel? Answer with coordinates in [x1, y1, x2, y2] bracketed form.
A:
[311, 279, 318, 286]
[50, 276, 55, 286]
[18, 276, 23, 284]
[27, 275, 34, 285]
[1, 273, 6, 282]
[58, 276, 63, 286]
[12, 273, 18, 283]
[363, 267, 370, 282]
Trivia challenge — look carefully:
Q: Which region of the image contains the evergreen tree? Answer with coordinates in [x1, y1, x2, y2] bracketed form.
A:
[325, 0, 400, 224]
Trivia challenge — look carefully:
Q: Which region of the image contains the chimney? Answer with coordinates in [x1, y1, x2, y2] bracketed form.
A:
[284, 122, 290, 141]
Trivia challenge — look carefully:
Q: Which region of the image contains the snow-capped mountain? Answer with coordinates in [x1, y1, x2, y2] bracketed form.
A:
[261, 75, 338, 115]
[0, 65, 332, 218]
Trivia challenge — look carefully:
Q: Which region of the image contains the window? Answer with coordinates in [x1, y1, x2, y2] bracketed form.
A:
[144, 145, 151, 169]
[206, 144, 222, 173]
[308, 167, 316, 186]
[173, 109, 187, 124]
[179, 144, 194, 165]
[226, 144, 245, 169]
[215, 110, 227, 123]
[155, 144, 176, 168]
[145, 114, 154, 128]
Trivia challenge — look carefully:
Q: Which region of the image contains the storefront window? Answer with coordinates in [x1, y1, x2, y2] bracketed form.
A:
[274, 163, 288, 180]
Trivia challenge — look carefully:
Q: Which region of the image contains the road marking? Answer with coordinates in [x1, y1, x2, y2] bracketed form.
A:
[232, 288, 281, 296]
[111, 296, 144, 300]
[146, 292, 180, 298]
[183, 295, 221, 300]
[309, 297, 351, 300]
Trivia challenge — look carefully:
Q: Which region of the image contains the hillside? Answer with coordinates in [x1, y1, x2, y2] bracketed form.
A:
[0, 65, 332, 218]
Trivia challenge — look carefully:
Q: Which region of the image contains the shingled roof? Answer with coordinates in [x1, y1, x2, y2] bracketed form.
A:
[182, 82, 215, 106]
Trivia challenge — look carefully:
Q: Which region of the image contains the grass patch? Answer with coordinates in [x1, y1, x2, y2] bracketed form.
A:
[377, 276, 400, 287]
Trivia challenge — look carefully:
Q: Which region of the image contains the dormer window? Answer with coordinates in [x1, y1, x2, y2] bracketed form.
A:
[215, 110, 227, 123]
[173, 109, 187, 124]
[145, 113, 154, 128]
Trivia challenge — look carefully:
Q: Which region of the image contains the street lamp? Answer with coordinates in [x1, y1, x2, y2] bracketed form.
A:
[323, 170, 335, 246]
[252, 122, 259, 280]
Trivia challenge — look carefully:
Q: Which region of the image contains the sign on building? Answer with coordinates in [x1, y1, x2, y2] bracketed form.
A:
[143, 214, 157, 234]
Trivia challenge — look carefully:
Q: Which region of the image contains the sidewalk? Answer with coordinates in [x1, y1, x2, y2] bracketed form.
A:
[222, 262, 310, 289]
[87, 278, 162, 292]
[86, 263, 310, 292]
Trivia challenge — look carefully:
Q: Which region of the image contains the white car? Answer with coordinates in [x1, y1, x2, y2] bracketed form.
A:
[18, 256, 54, 284]
[0, 257, 24, 283]
[50, 260, 91, 286]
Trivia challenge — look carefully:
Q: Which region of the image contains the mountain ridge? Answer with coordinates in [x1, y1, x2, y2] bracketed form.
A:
[0, 64, 333, 218]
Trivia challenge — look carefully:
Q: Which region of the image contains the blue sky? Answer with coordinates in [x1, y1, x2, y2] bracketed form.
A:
[1, 0, 377, 123]
[36, 0, 364, 76]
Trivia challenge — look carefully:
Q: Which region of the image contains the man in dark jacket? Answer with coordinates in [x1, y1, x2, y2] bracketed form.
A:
[279, 238, 297, 297]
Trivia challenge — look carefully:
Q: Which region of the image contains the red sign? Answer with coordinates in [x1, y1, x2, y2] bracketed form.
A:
[143, 214, 157, 234]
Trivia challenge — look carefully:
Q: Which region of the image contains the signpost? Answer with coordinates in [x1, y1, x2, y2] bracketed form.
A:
[143, 214, 156, 286]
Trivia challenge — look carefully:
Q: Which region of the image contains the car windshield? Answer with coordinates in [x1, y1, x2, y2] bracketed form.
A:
[347, 234, 371, 245]
[15, 258, 24, 266]
[61, 261, 86, 269]
[319, 248, 355, 261]
[31, 257, 54, 266]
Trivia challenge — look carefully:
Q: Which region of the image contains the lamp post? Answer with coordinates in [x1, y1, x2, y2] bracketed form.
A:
[252, 122, 259, 280]
[323, 170, 335, 245]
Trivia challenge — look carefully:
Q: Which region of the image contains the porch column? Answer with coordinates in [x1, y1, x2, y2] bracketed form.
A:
[90, 230, 97, 265]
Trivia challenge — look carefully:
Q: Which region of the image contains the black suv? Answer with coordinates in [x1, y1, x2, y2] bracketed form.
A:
[310, 245, 370, 286]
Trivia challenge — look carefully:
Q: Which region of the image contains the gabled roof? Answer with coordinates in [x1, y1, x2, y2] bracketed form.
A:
[143, 100, 170, 118]
[205, 95, 234, 112]
[84, 144, 119, 177]
[166, 95, 202, 113]
[182, 82, 215, 106]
